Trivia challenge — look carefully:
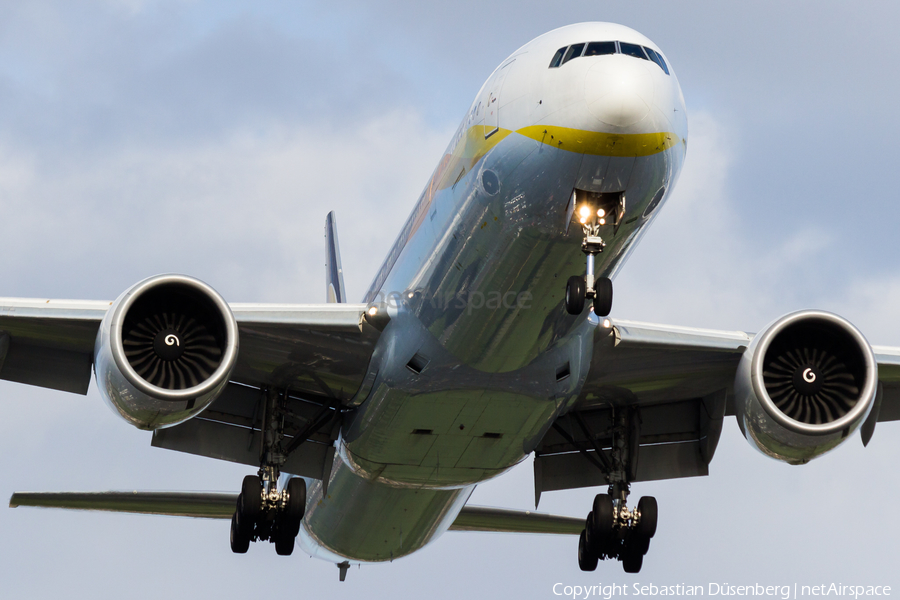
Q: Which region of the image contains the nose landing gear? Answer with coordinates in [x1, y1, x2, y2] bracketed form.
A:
[565, 211, 612, 317]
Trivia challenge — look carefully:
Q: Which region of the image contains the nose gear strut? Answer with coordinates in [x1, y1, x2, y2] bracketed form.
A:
[565, 208, 613, 317]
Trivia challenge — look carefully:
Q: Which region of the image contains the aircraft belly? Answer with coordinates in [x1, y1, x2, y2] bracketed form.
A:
[299, 453, 473, 562]
[340, 306, 596, 488]
[344, 388, 555, 486]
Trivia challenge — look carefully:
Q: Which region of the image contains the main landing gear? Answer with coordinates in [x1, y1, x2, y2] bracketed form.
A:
[565, 206, 612, 317]
[230, 388, 308, 556]
[230, 471, 306, 555]
[572, 407, 657, 573]
[578, 487, 657, 573]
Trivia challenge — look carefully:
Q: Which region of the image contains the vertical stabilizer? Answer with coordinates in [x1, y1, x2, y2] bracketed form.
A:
[325, 212, 346, 303]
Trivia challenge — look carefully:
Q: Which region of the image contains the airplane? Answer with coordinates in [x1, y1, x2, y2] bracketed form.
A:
[6, 21, 899, 578]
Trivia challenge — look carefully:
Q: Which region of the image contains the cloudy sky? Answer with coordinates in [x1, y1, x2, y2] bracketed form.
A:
[2, 1, 900, 598]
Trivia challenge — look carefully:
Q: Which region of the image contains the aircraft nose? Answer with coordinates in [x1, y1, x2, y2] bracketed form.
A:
[584, 59, 655, 128]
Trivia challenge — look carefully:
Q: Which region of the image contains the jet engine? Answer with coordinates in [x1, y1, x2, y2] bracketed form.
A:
[94, 274, 239, 430]
[733, 310, 877, 464]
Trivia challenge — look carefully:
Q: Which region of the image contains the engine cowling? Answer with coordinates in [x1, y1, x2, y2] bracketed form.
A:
[734, 310, 877, 464]
[94, 274, 239, 430]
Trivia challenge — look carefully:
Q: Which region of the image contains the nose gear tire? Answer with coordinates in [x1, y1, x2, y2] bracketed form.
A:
[593, 277, 613, 317]
[566, 276, 586, 315]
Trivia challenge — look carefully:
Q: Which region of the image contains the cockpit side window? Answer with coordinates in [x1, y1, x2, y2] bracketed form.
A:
[644, 47, 670, 75]
[561, 43, 586, 65]
[549, 47, 566, 68]
[619, 42, 649, 60]
[584, 41, 616, 57]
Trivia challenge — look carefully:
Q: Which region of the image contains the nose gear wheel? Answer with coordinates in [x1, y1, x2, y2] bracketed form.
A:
[564, 204, 613, 317]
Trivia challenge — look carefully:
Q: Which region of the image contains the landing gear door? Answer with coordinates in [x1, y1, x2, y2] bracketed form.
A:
[484, 59, 515, 139]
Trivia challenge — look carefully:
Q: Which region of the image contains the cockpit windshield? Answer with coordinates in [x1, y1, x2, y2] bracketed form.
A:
[548, 40, 669, 75]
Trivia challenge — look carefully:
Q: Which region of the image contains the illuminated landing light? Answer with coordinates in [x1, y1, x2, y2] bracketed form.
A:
[408, 292, 414, 299]
[367, 306, 378, 316]
[578, 205, 592, 219]
[602, 318, 611, 328]
[579, 216, 588, 224]
[597, 208, 606, 218]
[599, 218, 606, 225]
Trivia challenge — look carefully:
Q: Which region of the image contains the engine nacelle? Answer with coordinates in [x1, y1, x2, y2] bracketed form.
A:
[94, 274, 239, 430]
[734, 310, 877, 464]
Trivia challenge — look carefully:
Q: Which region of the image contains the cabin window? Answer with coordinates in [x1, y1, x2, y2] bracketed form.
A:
[619, 42, 649, 60]
[561, 43, 585, 65]
[549, 47, 566, 68]
[584, 41, 616, 57]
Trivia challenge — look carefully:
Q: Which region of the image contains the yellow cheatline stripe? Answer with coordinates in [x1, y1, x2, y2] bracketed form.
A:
[516, 125, 677, 157]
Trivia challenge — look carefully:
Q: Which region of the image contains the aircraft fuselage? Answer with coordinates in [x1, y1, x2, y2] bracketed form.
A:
[299, 22, 688, 563]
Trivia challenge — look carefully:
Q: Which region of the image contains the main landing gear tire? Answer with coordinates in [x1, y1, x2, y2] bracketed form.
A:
[622, 542, 644, 574]
[592, 277, 613, 317]
[273, 478, 307, 556]
[565, 276, 586, 315]
[231, 475, 261, 554]
[274, 529, 295, 556]
[578, 530, 598, 572]
[637, 496, 658, 539]
[239, 475, 262, 522]
[283, 478, 306, 536]
[230, 512, 250, 554]
[589, 494, 614, 556]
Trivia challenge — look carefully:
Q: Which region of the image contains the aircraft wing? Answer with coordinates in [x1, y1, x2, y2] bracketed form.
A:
[8, 491, 584, 535]
[0, 298, 380, 480]
[0, 298, 376, 396]
[533, 318, 900, 501]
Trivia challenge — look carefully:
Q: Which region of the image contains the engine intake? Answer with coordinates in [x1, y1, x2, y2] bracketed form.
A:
[734, 310, 877, 464]
[94, 274, 239, 430]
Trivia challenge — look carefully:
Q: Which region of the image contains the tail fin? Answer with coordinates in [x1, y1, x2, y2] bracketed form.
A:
[325, 212, 346, 303]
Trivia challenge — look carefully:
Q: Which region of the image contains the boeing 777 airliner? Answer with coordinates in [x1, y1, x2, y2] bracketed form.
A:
[6, 22, 900, 577]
